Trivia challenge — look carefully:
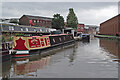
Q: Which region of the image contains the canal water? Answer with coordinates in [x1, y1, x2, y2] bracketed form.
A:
[2, 38, 120, 78]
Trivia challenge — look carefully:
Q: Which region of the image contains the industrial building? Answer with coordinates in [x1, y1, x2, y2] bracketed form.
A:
[84, 25, 99, 35]
[19, 15, 52, 28]
[100, 14, 120, 36]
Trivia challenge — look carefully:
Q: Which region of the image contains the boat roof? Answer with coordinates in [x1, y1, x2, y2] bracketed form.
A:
[81, 34, 90, 35]
[22, 34, 70, 37]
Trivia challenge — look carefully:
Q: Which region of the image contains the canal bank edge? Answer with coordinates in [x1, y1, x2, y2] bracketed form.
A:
[94, 35, 120, 40]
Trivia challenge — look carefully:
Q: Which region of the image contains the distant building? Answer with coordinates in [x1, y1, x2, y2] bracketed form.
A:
[19, 15, 52, 28]
[10, 18, 19, 23]
[84, 25, 99, 35]
[0, 18, 19, 25]
[100, 14, 120, 35]
[0, 18, 10, 23]
[77, 24, 84, 33]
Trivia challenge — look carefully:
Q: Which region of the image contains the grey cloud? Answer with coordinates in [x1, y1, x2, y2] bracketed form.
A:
[118, 1, 120, 14]
[2, 0, 120, 2]
[2, 2, 117, 11]
[1, 2, 118, 25]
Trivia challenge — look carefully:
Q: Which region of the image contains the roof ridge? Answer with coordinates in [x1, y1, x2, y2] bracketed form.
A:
[24, 15, 52, 19]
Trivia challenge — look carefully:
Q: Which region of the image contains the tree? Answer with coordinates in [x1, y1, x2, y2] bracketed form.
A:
[52, 14, 64, 30]
[66, 8, 78, 29]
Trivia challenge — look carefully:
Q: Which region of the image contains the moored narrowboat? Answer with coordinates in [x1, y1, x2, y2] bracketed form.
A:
[12, 34, 74, 57]
[80, 34, 90, 40]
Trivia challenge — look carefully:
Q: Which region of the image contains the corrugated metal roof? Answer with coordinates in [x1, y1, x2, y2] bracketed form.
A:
[0, 23, 51, 33]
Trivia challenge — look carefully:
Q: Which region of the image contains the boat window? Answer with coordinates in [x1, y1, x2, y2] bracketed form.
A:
[59, 38, 61, 41]
[64, 37, 66, 40]
[70, 36, 72, 39]
[53, 39, 55, 43]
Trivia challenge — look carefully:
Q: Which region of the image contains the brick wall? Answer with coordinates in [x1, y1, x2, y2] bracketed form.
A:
[77, 24, 84, 33]
[19, 15, 52, 28]
[100, 14, 120, 35]
[19, 16, 29, 26]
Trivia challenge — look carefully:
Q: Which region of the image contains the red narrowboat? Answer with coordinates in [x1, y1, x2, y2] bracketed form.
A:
[12, 34, 74, 57]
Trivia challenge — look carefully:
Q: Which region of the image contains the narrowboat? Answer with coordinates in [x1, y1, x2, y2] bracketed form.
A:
[80, 34, 90, 40]
[12, 34, 74, 57]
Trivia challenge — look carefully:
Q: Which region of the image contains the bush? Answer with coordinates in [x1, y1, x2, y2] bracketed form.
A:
[8, 37, 13, 41]
[2, 35, 6, 42]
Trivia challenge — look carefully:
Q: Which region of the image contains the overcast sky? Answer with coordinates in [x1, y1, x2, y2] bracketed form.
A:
[1, 2, 119, 25]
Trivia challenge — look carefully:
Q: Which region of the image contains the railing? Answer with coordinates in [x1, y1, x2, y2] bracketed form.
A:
[2, 42, 12, 50]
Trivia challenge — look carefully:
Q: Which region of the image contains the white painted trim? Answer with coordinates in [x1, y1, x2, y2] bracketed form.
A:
[16, 50, 29, 54]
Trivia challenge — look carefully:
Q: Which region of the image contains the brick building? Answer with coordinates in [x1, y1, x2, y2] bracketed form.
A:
[19, 15, 52, 28]
[100, 14, 120, 35]
[77, 24, 84, 33]
[84, 25, 99, 35]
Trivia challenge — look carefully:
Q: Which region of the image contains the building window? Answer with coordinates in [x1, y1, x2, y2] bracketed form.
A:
[43, 21, 45, 24]
[40, 21, 42, 23]
[37, 20, 39, 23]
[26, 28, 29, 31]
[81, 27, 84, 30]
[32, 20, 34, 22]
[21, 27, 23, 31]
[9, 26, 14, 31]
[34, 20, 36, 23]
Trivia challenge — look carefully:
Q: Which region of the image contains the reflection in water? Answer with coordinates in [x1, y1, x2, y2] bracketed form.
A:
[2, 60, 11, 79]
[11, 56, 50, 77]
[99, 39, 120, 60]
[69, 40, 90, 63]
[82, 39, 90, 43]
[99, 39, 120, 79]
[69, 45, 76, 63]
[2, 38, 120, 78]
